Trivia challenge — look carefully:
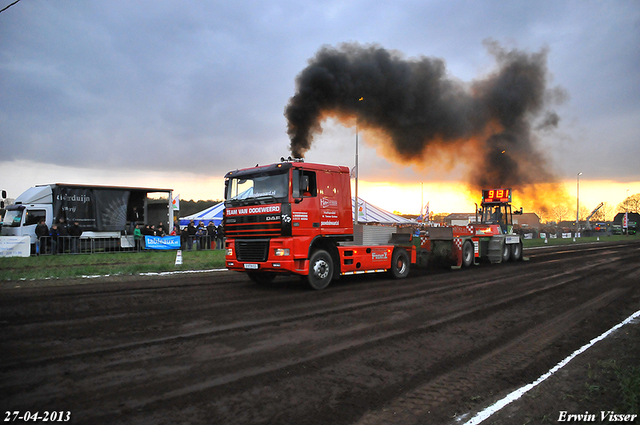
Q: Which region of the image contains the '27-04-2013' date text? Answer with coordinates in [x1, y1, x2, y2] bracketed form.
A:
[5, 411, 71, 422]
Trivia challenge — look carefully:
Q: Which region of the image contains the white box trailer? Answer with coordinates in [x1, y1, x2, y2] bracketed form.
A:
[1, 184, 173, 251]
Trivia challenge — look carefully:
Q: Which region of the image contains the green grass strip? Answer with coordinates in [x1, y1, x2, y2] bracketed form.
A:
[0, 250, 226, 282]
[523, 233, 639, 248]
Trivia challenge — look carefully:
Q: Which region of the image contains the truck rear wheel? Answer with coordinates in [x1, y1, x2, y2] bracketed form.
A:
[462, 241, 474, 267]
[389, 249, 410, 279]
[307, 249, 333, 290]
[248, 272, 277, 285]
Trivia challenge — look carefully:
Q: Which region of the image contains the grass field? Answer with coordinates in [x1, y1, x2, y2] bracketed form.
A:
[1, 234, 638, 282]
[0, 249, 226, 282]
[522, 233, 639, 248]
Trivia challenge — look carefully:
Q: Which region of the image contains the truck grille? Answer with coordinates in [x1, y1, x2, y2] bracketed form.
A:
[224, 203, 291, 238]
[235, 239, 270, 262]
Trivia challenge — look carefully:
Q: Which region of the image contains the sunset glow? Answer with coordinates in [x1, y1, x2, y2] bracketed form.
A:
[2, 161, 638, 224]
[353, 179, 640, 220]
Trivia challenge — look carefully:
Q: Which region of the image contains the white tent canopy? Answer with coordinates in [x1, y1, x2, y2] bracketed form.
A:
[179, 197, 414, 228]
[352, 197, 415, 225]
[179, 202, 224, 227]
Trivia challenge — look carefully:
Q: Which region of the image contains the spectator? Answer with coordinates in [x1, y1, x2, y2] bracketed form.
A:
[196, 221, 207, 250]
[180, 226, 189, 250]
[57, 218, 68, 253]
[50, 224, 59, 255]
[141, 225, 153, 249]
[133, 224, 142, 251]
[35, 219, 49, 255]
[173, 217, 180, 234]
[216, 223, 224, 250]
[186, 220, 197, 251]
[129, 206, 140, 234]
[206, 222, 216, 249]
[68, 221, 83, 254]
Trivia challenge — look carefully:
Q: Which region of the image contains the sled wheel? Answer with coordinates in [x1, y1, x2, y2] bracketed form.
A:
[462, 241, 474, 267]
[510, 242, 523, 261]
[501, 242, 511, 262]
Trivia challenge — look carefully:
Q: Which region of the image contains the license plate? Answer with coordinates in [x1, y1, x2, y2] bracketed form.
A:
[244, 263, 259, 270]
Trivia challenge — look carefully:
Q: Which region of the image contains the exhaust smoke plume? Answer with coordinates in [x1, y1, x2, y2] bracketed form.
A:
[285, 41, 568, 208]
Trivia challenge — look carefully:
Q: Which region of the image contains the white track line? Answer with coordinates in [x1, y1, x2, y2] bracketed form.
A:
[80, 268, 229, 279]
[460, 309, 640, 425]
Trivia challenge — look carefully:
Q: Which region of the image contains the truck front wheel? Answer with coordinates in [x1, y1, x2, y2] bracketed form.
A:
[307, 249, 333, 290]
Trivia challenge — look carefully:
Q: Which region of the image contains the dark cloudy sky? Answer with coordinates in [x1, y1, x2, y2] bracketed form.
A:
[1, 0, 639, 203]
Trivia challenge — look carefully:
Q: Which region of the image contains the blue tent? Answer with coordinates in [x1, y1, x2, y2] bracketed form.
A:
[179, 202, 225, 227]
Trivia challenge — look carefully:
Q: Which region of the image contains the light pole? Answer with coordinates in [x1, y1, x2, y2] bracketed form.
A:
[354, 97, 363, 225]
[576, 172, 582, 229]
[354, 120, 359, 225]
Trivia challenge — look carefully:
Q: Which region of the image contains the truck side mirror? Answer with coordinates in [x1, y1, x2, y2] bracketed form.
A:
[1, 190, 6, 198]
[295, 175, 310, 203]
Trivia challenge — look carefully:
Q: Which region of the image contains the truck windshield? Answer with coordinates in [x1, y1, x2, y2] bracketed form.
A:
[2, 209, 23, 227]
[226, 171, 289, 205]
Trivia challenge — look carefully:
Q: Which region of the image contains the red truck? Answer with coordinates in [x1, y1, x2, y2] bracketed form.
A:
[224, 159, 523, 289]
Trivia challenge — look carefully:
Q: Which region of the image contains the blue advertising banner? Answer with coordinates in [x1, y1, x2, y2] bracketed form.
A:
[144, 236, 180, 250]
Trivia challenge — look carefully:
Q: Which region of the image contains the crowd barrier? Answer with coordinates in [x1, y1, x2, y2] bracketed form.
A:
[34, 235, 225, 256]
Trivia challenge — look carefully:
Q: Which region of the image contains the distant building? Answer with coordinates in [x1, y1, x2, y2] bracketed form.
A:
[613, 212, 640, 225]
[513, 213, 541, 229]
[557, 221, 578, 231]
[444, 213, 477, 226]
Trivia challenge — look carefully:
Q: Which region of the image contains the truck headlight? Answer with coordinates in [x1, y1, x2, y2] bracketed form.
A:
[274, 248, 290, 257]
[226, 248, 233, 256]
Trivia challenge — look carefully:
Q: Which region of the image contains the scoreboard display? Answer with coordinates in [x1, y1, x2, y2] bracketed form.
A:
[482, 188, 512, 204]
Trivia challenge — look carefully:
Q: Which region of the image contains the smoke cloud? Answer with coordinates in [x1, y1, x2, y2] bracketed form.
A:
[285, 41, 566, 192]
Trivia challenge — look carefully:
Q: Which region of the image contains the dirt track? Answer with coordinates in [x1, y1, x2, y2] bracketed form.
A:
[1, 241, 639, 424]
